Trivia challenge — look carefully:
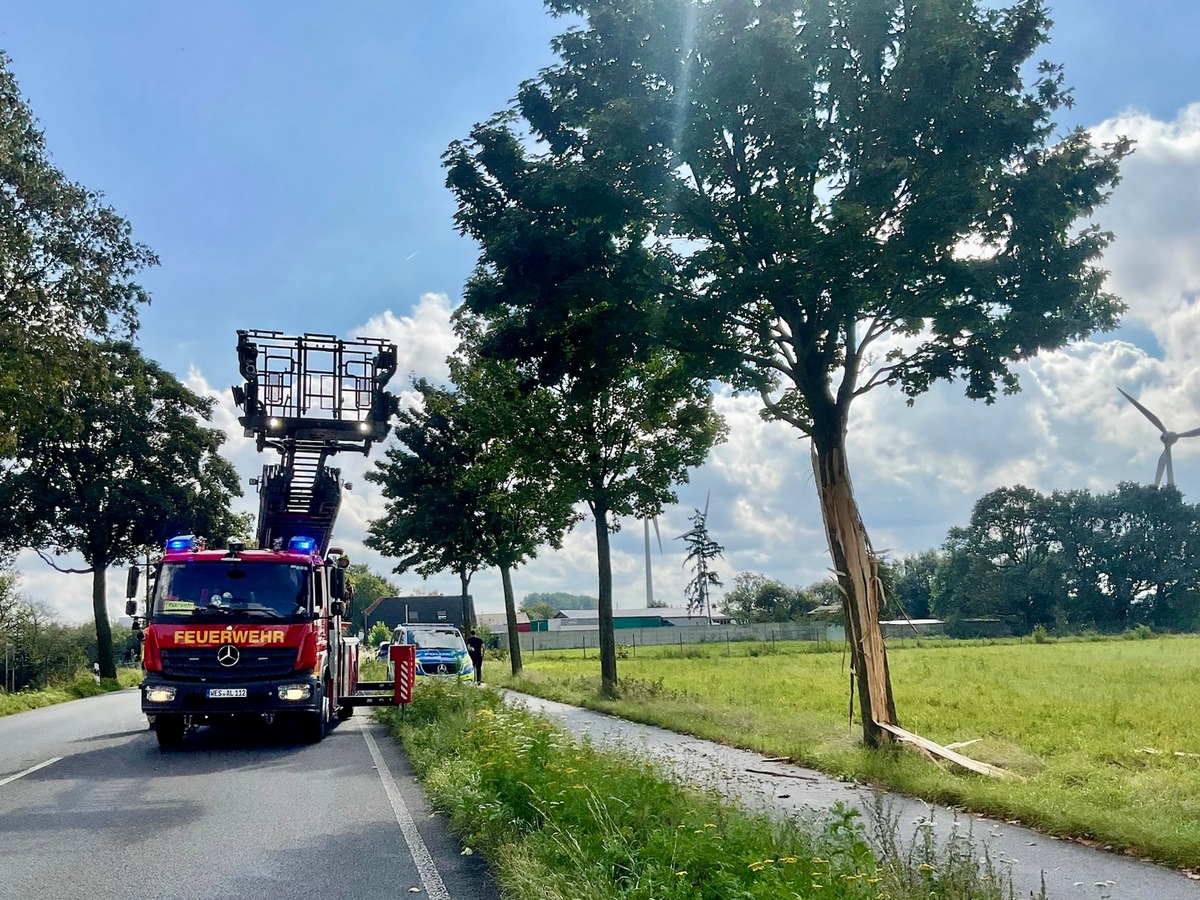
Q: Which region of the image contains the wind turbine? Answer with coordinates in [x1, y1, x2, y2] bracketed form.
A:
[643, 517, 662, 607]
[1118, 388, 1200, 487]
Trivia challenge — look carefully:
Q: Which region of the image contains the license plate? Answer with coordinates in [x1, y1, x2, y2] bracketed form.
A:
[206, 688, 247, 699]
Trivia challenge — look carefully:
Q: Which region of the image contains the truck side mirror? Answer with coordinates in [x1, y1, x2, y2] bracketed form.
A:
[125, 566, 140, 599]
[329, 567, 345, 600]
[330, 599, 345, 618]
[125, 600, 138, 617]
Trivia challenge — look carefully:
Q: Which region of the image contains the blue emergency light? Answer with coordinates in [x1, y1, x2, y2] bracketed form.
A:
[288, 536, 317, 553]
[165, 535, 198, 552]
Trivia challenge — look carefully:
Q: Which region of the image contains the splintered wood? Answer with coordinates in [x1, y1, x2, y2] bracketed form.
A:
[874, 721, 1020, 780]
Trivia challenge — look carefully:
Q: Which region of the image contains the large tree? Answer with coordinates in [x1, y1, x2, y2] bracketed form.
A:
[0, 341, 241, 677]
[366, 378, 488, 630]
[447, 344, 581, 675]
[452, 0, 1128, 742]
[366, 370, 578, 675]
[0, 53, 156, 455]
[446, 116, 727, 697]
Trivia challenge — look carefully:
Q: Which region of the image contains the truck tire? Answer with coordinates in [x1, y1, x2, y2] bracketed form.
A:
[336, 704, 354, 721]
[156, 714, 185, 748]
[305, 684, 329, 744]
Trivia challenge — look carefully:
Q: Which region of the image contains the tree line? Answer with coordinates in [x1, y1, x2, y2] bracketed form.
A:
[0, 572, 138, 691]
[727, 482, 1200, 636]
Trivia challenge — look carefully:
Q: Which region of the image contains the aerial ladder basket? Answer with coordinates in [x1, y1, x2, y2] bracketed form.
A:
[231, 330, 399, 555]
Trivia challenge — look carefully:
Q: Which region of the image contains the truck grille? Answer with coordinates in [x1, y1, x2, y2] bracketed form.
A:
[160, 648, 298, 682]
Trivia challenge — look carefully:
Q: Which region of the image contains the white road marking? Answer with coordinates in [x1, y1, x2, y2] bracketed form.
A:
[359, 720, 451, 900]
[0, 756, 62, 787]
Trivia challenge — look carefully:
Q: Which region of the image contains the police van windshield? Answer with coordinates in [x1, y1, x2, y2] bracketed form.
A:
[401, 628, 465, 651]
[152, 562, 310, 619]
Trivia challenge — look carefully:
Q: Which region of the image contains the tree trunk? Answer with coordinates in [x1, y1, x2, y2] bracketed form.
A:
[500, 563, 523, 675]
[811, 431, 897, 747]
[92, 563, 116, 679]
[593, 501, 618, 697]
[459, 567, 473, 630]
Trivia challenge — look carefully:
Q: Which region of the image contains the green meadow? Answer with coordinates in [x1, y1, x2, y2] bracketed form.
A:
[0, 668, 143, 717]
[496, 634, 1200, 870]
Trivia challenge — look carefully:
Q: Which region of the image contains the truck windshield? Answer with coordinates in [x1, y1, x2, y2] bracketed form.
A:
[152, 562, 310, 619]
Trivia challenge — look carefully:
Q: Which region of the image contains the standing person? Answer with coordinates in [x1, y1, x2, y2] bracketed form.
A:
[466, 629, 484, 685]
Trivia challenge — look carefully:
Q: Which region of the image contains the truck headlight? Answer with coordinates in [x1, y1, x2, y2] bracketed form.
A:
[277, 684, 312, 701]
[146, 686, 176, 703]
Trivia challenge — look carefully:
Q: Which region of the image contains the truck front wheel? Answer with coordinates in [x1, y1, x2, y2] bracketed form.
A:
[304, 684, 329, 744]
[156, 714, 185, 748]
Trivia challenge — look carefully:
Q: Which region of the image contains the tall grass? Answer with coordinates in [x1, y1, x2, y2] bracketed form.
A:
[381, 681, 1033, 900]
[0, 667, 142, 718]
[498, 635, 1200, 869]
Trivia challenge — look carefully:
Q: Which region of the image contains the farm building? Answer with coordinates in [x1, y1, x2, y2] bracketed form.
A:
[879, 618, 945, 638]
[363, 595, 476, 633]
[530, 607, 732, 631]
[477, 611, 531, 633]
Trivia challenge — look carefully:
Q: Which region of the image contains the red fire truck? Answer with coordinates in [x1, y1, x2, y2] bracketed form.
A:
[128, 331, 414, 748]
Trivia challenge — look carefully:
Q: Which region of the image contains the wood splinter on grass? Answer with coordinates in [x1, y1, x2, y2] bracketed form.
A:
[1136, 747, 1200, 759]
[944, 738, 983, 750]
[875, 721, 1020, 780]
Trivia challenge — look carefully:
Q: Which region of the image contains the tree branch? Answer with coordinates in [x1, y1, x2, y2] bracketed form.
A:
[34, 548, 94, 575]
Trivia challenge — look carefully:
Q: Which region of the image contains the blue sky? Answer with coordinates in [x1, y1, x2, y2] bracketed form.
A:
[4, 2, 1200, 621]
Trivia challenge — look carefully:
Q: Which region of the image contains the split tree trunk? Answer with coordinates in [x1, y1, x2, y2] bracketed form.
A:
[92, 563, 116, 679]
[811, 431, 897, 747]
[500, 562, 523, 675]
[593, 501, 618, 697]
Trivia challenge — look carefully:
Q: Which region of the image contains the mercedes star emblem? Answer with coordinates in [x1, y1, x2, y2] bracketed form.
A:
[216, 644, 240, 667]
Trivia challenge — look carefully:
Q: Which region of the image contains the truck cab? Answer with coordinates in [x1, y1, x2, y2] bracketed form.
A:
[137, 534, 356, 747]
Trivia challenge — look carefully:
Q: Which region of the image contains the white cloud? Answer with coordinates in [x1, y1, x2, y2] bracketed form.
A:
[15, 107, 1200, 624]
[353, 293, 461, 387]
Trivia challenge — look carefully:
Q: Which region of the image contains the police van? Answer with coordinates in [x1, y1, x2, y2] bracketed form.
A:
[388, 624, 474, 682]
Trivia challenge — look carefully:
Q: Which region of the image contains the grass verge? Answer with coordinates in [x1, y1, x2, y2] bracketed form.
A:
[380, 680, 1036, 900]
[496, 635, 1200, 870]
[0, 668, 143, 718]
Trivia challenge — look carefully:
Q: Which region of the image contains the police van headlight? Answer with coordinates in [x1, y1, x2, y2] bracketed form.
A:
[146, 686, 176, 703]
[277, 683, 312, 702]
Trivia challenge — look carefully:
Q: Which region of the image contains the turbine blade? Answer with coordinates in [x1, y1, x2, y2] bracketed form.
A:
[1155, 449, 1167, 486]
[652, 516, 662, 552]
[703, 490, 710, 520]
[1118, 387, 1167, 433]
[1176, 426, 1200, 439]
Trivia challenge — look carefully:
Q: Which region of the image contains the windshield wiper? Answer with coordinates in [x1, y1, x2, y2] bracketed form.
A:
[191, 605, 236, 618]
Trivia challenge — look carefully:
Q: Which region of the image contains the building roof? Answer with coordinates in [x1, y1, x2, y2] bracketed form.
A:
[879, 618, 944, 626]
[555, 607, 731, 622]
[364, 595, 473, 627]
[477, 611, 530, 627]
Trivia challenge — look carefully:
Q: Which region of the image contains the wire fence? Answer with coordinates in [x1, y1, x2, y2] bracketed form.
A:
[495, 621, 847, 655]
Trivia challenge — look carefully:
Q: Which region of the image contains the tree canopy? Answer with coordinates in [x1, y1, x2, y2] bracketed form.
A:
[0, 341, 241, 676]
[0, 53, 157, 456]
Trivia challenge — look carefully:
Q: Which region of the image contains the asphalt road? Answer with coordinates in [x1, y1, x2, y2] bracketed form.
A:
[0, 690, 498, 900]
